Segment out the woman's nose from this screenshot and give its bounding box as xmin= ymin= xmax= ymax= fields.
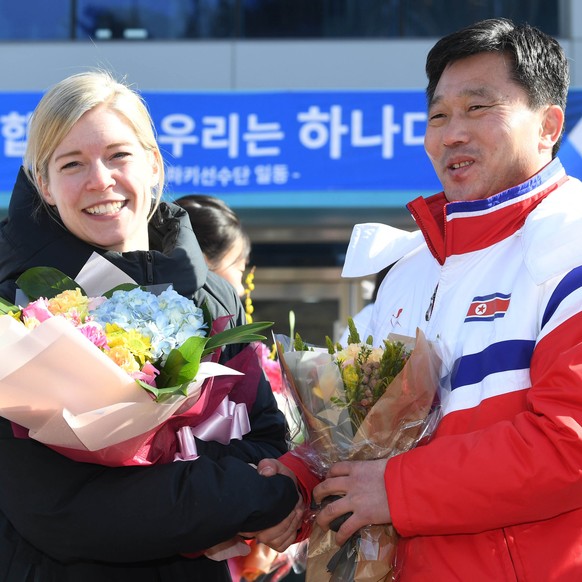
xmin=87 ymin=160 xmax=115 ymax=190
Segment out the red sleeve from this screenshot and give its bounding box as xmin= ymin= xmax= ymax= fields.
xmin=386 ymin=312 xmax=582 ymax=537
xmin=278 ymin=448 xmax=322 ymax=541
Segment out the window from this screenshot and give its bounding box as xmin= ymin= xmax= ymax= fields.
xmin=75 ymin=0 xmax=234 ymax=40
xmin=0 ymin=0 xmax=560 ymax=41
xmin=0 ymin=0 xmax=71 ymax=40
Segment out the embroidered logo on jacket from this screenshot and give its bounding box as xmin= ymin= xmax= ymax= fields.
xmin=465 ymin=293 xmax=511 ymax=322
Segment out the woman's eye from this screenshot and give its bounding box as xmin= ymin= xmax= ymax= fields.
xmin=61 ymin=161 xmax=80 ymax=170
xmin=112 ymin=151 xmax=131 ymax=160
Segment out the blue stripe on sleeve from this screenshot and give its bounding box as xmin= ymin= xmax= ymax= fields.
xmin=541 ymin=265 xmax=582 ymax=329
xmin=451 ymin=340 xmax=535 ymax=390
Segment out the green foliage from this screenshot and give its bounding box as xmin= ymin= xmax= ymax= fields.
xmin=346 ymin=317 xmax=361 ymax=345
xmin=102 ymin=283 xmax=140 ymax=298
xmin=0 ymin=296 xmax=19 ymax=315
xmin=293 ymin=332 xmax=311 ymax=352
xmin=16 ymin=266 xmax=83 ymax=301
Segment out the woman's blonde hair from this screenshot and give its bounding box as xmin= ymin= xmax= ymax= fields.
xmin=24 ymin=69 xmax=165 ymax=212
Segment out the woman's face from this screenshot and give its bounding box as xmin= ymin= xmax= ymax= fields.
xmin=211 ymin=236 xmax=248 ymax=296
xmin=40 ymin=105 xmax=160 ymax=252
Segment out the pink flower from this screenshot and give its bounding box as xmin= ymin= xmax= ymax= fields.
xmin=131 ymin=361 xmax=160 ymax=387
xmin=255 ymin=343 xmax=283 ymax=393
xmin=22 ymin=298 xmax=53 ymax=324
xmin=78 ymin=321 xmax=109 ymax=349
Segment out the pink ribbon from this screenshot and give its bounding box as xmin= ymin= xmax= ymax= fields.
xmin=174 ymin=396 xmax=251 ymax=461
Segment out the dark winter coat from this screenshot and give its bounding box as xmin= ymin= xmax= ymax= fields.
xmin=0 ymin=168 xmax=297 ymax=581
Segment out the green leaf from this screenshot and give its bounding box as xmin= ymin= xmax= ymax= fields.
xmin=202 ymin=321 xmax=273 ymax=356
xmin=16 ymin=267 xmax=83 ymax=301
xmin=0 ymin=296 xmax=19 ymax=315
xmin=102 ymin=283 xmax=140 ymax=298
xmin=157 ymin=335 xmax=207 ymax=389
xmin=200 ymin=300 xmax=214 ymax=330
xmin=136 ymin=379 xmax=191 ymax=403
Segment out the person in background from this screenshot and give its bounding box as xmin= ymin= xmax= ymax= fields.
xmin=174 ymin=194 xmax=250 ymax=297
xmin=175 ymin=193 xmax=306 ymax=582
xmin=255 ymin=17 xmax=582 ymax=581
xmin=0 ymin=69 xmax=303 ymax=581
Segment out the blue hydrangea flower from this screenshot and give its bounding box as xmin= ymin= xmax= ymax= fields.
xmin=90 ymin=286 xmax=207 ymax=363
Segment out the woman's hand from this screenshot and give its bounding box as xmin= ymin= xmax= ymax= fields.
xmin=239 ymin=459 xmax=305 ymax=552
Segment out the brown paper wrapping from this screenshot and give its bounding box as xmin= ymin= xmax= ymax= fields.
xmin=278 ymin=329 xmax=442 ymax=581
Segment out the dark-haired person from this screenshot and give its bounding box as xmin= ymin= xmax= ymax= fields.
xmin=175 ymin=195 xmax=250 ymax=297
xmin=256 ymin=18 xmax=582 ymax=581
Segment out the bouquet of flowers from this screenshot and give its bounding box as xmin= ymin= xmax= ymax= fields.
xmin=0 ymin=260 xmax=272 ymax=468
xmin=275 ymin=320 xmax=445 ymax=582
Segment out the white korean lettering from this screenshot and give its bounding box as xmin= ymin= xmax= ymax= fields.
xmin=243 ymin=114 xmax=284 ymax=157
xmin=403 ymin=112 xmax=427 ymax=146
xmin=202 ymin=114 xmax=239 ymax=158
xmin=1 ymin=111 xmax=31 ymax=157
xmin=158 ymin=114 xmax=199 ymax=158
xmin=297 ymin=105 xmax=349 ymax=159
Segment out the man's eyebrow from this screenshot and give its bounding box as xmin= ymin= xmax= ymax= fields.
xmin=429 ymin=86 xmax=496 ymax=108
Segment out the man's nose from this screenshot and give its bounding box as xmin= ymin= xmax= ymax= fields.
xmin=441 ymin=114 xmax=470 ymax=147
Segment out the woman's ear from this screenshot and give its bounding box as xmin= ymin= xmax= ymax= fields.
xmin=150 ymin=151 xmax=161 ymax=188
xmin=38 ymin=175 xmax=55 ymax=205
xmin=540 ymin=104 xmax=565 ymax=152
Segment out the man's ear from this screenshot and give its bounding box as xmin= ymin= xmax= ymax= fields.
xmin=540 ymin=104 xmax=565 ymax=151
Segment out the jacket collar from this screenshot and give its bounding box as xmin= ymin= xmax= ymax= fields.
xmin=407 ymin=158 xmax=568 ymax=265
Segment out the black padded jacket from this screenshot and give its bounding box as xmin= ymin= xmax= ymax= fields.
xmin=0 ymin=168 xmax=297 ymax=581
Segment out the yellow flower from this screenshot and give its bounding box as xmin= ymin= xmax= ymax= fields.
xmin=341 ymin=365 xmax=359 ymax=392
xmin=105 ymin=323 xmax=153 ymax=365
xmin=48 ymin=288 xmax=89 ymax=319
xmin=107 ymin=345 xmax=140 ymax=373
xmin=8 ymin=310 xmax=22 ymax=322
xmin=244 ymin=266 xmax=256 ymax=323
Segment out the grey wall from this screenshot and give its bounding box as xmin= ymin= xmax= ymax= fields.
xmin=0 ymin=36 xmax=575 ymax=93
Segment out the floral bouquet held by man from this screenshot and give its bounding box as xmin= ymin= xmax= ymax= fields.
xmin=275 ymin=321 xmax=445 ymax=582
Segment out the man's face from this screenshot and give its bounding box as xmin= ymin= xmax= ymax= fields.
xmin=424 ymin=51 xmax=557 ymax=202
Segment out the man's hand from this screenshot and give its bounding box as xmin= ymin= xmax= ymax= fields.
xmin=239 ymin=458 xmax=305 ymax=552
xmin=313 ymin=459 xmax=391 ymax=546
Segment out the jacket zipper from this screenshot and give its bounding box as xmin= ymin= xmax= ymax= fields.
xmin=425 ymin=284 xmax=438 ymax=321
xmin=145 ymin=251 xmax=154 ymax=284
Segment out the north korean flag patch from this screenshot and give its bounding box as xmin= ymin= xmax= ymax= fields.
xmin=465 ymin=293 xmax=511 ymax=322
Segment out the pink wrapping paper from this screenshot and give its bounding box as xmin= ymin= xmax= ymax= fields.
xmin=0 ymin=314 xmax=244 ymax=466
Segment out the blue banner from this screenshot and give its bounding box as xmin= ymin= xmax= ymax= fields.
xmin=1 ymin=89 xmax=582 ymax=210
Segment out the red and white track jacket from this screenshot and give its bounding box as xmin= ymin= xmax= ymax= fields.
xmin=355 ymin=158 xmax=582 ymax=581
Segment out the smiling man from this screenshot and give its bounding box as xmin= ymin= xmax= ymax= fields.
xmin=252 ymin=18 xmax=582 ymax=582
xmin=310 ymin=18 xmax=582 ymax=581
